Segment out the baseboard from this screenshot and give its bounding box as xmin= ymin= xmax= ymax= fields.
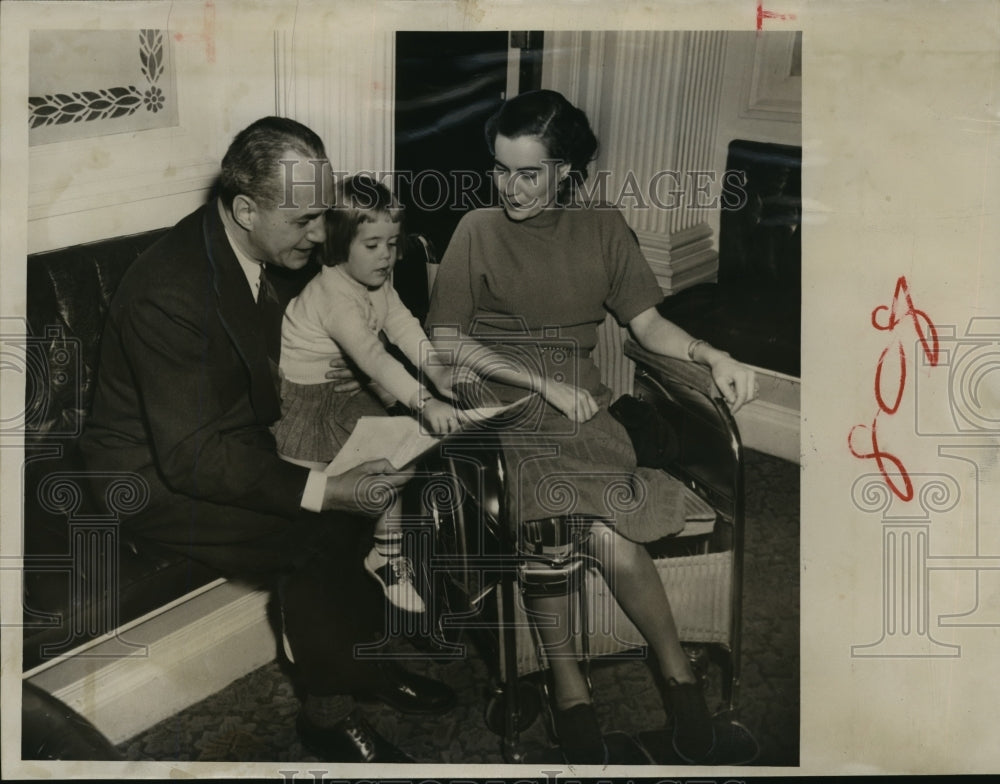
xmin=24 ymin=580 xmax=276 ymax=745
xmin=734 ymin=368 xmax=800 ymax=463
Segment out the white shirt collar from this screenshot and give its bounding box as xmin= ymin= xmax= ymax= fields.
xmin=219 ymin=201 xmax=264 ymax=301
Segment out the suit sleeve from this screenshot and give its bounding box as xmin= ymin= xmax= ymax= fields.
xmin=119 ymin=287 xmax=311 ymax=518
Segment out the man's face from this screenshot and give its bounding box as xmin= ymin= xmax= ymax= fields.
xmin=245 ymin=150 xmax=329 ymax=270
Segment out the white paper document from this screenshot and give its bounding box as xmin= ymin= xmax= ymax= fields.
xmin=324 ymin=396 xmax=533 ymax=475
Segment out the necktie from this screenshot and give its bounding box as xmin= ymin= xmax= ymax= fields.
xmin=257 ymin=265 xmax=283 ymax=381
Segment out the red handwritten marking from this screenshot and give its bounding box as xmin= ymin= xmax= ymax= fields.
xmin=172 ymin=3 xmax=215 ymax=62
xmin=848 ymin=276 xmax=940 ymax=502
xmin=203 ymin=0 xmax=216 ymax=64
xmin=870 ymin=275 xmax=939 ymax=365
xmin=757 ymin=2 xmax=798 ymax=30
xmin=849 ymin=421 xmax=914 ymax=502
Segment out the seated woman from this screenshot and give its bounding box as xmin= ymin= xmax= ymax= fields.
xmin=425 ymin=89 xmax=758 ymax=765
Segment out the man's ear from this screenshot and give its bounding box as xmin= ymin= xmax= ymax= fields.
xmin=231 ymin=194 xmax=257 ymax=232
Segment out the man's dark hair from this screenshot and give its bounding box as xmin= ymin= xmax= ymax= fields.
xmin=219 ymin=116 xmax=326 ymax=208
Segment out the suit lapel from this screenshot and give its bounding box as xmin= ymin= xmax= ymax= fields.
xmin=202 ymin=202 xmax=282 ymax=423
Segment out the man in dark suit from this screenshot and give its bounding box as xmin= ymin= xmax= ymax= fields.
xmin=80 ymin=116 xmax=453 ymax=763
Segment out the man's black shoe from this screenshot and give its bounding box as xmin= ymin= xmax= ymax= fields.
xmin=358 ymin=663 xmax=457 ymax=715
xmin=296 ymin=710 xmax=414 ymax=763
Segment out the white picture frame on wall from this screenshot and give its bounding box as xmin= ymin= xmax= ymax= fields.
xmin=741 ymin=30 xmax=803 ymax=122
xmin=23 ymin=1 xmax=283 ymax=254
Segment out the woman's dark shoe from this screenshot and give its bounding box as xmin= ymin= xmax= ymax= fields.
xmin=665 ymin=679 xmax=715 ymax=763
xmin=296 ymin=709 xmax=414 ymax=762
xmin=553 ymin=703 xmax=608 ymax=766
xmin=661 ymin=681 xmax=760 ymax=765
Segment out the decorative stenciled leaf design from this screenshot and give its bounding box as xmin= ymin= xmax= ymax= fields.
xmin=28 ymin=29 xmax=168 ymax=130
xmin=139 ymin=29 xmax=164 ymax=84
xmin=28 ymin=86 xmax=144 ymax=127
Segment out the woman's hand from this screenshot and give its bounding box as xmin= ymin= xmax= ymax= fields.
xmin=709 ymin=354 xmax=758 ymax=414
xmin=542 ymin=380 xmax=599 ymax=423
xmin=420 ymin=399 xmax=460 ymax=434
xmin=424 ymin=364 xmax=460 ymax=402
xmin=321 ymin=458 xmax=413 ymax=512
xmin=325 ymin=362 xmax=362 ymax=393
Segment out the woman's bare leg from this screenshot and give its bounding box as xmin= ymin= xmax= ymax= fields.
xmin=585 ymin=520 xmax=695 ymax=683
xmin=585 ymin=520 xmax=714 ymax=761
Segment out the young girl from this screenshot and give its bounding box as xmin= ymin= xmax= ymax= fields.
xmin=272 ymin=175 xmax=459 ymax=614
xmin=426 ymin=90 xmax=759 ymax=765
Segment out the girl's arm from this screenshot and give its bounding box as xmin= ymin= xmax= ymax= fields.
xmin=321 ymin=290 xmax=432 ymax=413
xmin=380 ymin=283 xmax=457 ymax=400
xmin=628 ymin=306 xmax=757 ymax=413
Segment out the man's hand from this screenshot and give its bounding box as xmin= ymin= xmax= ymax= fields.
xmin=321 ymin=458 xmax=413 ymax=513
xmin=325 ymin=362 xmax=362 ymax=393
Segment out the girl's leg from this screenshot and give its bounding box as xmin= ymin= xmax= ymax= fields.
xmin=364 ymin=494 xmax=425 ymax=613
xmin=370 ymin=496 xmax=402 ymax=564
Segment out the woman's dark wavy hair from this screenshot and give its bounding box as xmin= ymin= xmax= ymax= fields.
xmin=219 ymin=116 xmax=326 ymax=208
xmin=484 ymin=89 xmax=599 ymax=201
xmin=323 ymin=174 xmax=404 ymax=267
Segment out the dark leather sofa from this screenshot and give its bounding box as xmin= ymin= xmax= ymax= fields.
xmin=21 ymin=228 xmax=220 ymax=672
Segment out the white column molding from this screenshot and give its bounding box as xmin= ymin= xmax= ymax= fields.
xmin=273 ymin=30 xmax=295 ymax=120
xmin=275 ymin=17 xmax=394 ymax=176
xmin=542 ymin=30 xmax=608 ymax=130
xmin=544 ymin=31 xmax=727 ymax=295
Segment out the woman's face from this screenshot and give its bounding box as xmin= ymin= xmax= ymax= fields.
xmin=492 ymin=134 xmax=570 ymax=221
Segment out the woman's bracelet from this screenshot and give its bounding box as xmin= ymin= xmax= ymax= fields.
xmin=686 ymin=338 xmax=707 ymax=362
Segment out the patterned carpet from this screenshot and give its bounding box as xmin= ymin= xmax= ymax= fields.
xmin=118 ymin=449 xmax=799 ymax=767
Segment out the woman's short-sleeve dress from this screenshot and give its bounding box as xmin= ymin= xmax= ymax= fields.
xmin=425 ymin=206 xmax=687 ymax=542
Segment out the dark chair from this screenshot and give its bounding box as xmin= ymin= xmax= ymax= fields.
xmin=21 ymin=682 xmax=123 ymax=761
